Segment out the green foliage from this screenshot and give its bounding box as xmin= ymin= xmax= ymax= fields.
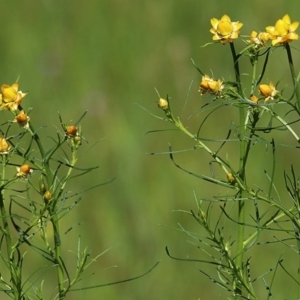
xmin=2 ymin=1 xmax=300 ymax=299
xmin=0 ymin=95 xmax=158 ymax=299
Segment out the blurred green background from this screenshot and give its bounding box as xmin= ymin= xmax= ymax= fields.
xmin=1 ymin=0 xmax=300 ymax=299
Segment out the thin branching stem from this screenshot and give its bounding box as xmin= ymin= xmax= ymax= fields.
xmin=230 ymin=41 xmax=246 ymax=299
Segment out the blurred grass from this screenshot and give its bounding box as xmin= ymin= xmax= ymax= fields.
xmin=1 ymin=0 xmax=300 ymax=299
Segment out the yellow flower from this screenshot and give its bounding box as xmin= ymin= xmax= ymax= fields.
xmin=199 ymin=74 xmax=224 ymax=95
xmin=249 ymin=31 xmax=270 ymax=46
xmin=266 ymin=14 xmax=299 ymax=45
xmin=16 ymin=164 xmax=33 ymax=178
xmin=0 ymin=82 xmax=27 ymax=111
xmin=210 ymin=15 xmax=243 ymax=44
xmin=259 ymin=82 xmax=278 ymax=102
xmin=0 ymin=137 xmax=11 ymax=154
xmin=13 ymin=110 xmax=30 ymax=128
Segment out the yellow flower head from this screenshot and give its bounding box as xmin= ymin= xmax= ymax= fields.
xmin=259 ymin=82 xmax=278 ymax=102
xmin=0 ymin=82 xmax=27 ymax=111
xmin=266 ymin=14 xmax=299 ymax=45
xmin=13 ymin=110 xmax=30 ymax=128
xmin=249 ymin=31 xmax=271 ymax=47
xmin=16 ymin=164 xmax=33 ymax=178
xmin=210 ymin=15 xmax=243 ymax=44
xmin=199 ymin=74 xmax=224 ymax=96
xmin=65 ymin=125 xmax=78 ymax=138
xmin=0 ymin=137 xmax=11 ymax=154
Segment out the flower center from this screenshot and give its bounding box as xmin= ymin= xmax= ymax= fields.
xmin=217 ymin=20 xmax=233 ymax=36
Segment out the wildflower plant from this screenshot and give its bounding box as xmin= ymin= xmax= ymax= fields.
xmin=151 ymin=14 xmax=300 ymax=299
xmin=0 ymin=81 xmax=158 ymax=299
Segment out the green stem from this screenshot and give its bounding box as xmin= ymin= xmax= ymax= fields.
xmin=52 ymin=216 xmax=66 ymax=299
xmin=50 ymin=145 xmax=78 ymax=299
xmin=167 ymin=113 xmax=235 ymax=178
xmin=0 ymin=156 xmax=21 ymax=299
xmin=28 ymin=123 xmax=53 ymax=188
xmin=285 ymin=43 xmax=300 ymax=109
xmin=260 ymin=105 xmax=300 ymax=142
xmin=298 ymin=251 xmax=300 ymax=299
xmin=230 ymin=42 xmax=246 ymax=299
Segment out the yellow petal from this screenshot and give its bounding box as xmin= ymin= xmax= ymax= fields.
xmin=290 ymin=21 xmax=299 ymax=32
xmin=210 ymin=18 xmax=219 ymax=28
xmin=275 ymin=19 xmax=288 ymax=36
xmin=220 ymin=15 xmax=231 ymax=22
xmin=231 ymin=32 xmax=239 ymax=39
xmin=266 ymin=26 xmax=275 ymax=34
xmin=250 ymin=31 xmax=258 ymax=37
xmin=234 ymin=22 xmax=243 ymax=31
xmin=212 ymin=35 xmax=221 ymax=41
xmin=11 ymin=82 xmax=19 ymax=91
xmin=282 ymin=14 xmax=291 ymax=25
xmin=288 ymin=32 xmax=299 ymax=40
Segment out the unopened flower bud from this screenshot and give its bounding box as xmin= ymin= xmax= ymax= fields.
xmin=0 ymin=137 xmax=11 ymax=154
xmin=14 ymin=111 xmax=30 ymax=128
xmin=157 ymin=98 xmax=169 ymax=110
xmin=43 ymin=190 xmax=52 ymax=203
xmin=16 ymin=164 xmax=33 ymax=178
xmin=250 ymin=95 xmax=258 ymax=103
xmin=198 ymin=210 xmax=206 ymax=221
xmin=227 ymin=172 xmax=235 ymax=183
xmin=66 ymin=125 xmax=78 ymax=138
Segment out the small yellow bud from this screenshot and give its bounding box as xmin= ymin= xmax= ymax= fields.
xmin=0 ymin=137 xmax=11 ymax=154
xmin=14 ymin=110 xmax=30 ymax=128
xmin=227 ymin=173 xmax=235 ymax=183
xmin=16 ymin=164 xmax=33 ymax=178
xmin=198 ymin=210 xmax=206 ymax=221
xmin=157 ymin=98 xmax=169 ymax=110
xmin=74 ymin=136 xmax=81 ymax=144
xmin=43 ymin=190 xmax=52 ymax=203
xmin=250 ymin=95 xmax=258 ymax=103
xmin=40 ymin=183 xmax=46 ymax=193
xmin=66 ymin=125 xmax=78 ymax=138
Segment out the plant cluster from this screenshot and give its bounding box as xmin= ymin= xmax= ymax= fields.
xmin=155 ymin=14 xmax=300 ymax=299
xmin=0 ymin=82 xmax=158 ymax=299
